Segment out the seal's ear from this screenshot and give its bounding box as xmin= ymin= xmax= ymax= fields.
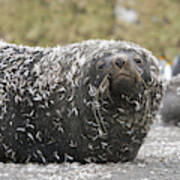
xmin=141 ymin=52 xmax=160 ymax=85
xmin=149 ymin=55 xmax=160 ymax=77
xmin=138 ymin=53 xmax=152 ymax=84
xmin=146 ymin=53 xmax=164 ymax=117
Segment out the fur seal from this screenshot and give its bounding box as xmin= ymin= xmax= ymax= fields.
xmin=160 ymin=74 xmax=180 ymax=126
xmin=0 ymin=40 xmax=163 ymax=163
xmin=172 ymin=54 xmax=180 ymax=76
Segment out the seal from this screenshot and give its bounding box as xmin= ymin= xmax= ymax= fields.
xmin=160 ymin=74 xmax=180 ymax=126
xmin=172 ymin=54 xmax=180 ymax=76
xmin=0 ymin=40 xmax=163 ymax=163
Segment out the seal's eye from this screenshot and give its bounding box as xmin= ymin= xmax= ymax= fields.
xmin=134 ymin=58 xmax=142 ymax=64
xmin=98 ymin=63 xmax=106 ymax=70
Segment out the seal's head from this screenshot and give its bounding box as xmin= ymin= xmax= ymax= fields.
xmin=93 ymin=50 xmax=152 ymax=102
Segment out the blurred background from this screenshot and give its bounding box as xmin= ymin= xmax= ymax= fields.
xmin=0 ymin=0 xmax=180 ymax=60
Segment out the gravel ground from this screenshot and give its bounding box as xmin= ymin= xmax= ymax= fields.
xmin=0 ymin=119 xmax=179 ymax=180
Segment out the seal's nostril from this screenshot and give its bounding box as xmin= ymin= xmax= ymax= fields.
xmin=115 ymin=58 xmax=126 ymax=69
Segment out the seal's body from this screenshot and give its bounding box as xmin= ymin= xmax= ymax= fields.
xmin=160 ymin=74 xmax=180 ymax=126
xmin=0 ymin=40 xmax=163 ymax=163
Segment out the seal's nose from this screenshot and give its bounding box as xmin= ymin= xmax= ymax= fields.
xmin=114 ymin=57 xmax=127 ymax=69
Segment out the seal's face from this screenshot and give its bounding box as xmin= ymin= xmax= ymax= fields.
xmin=95 ymin=50 xmax=151 ymax=100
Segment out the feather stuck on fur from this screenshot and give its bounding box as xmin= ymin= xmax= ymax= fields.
xmin=0 ymin=40 xmax=163 ymax=163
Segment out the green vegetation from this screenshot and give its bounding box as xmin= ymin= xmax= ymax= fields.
xmin=0 ymin=0 xmax=115 ymax=46
xmin=114 ymin=0 xmax=180 ymax=60
xmin=0 ymin=0 xmax=180 ymax=60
